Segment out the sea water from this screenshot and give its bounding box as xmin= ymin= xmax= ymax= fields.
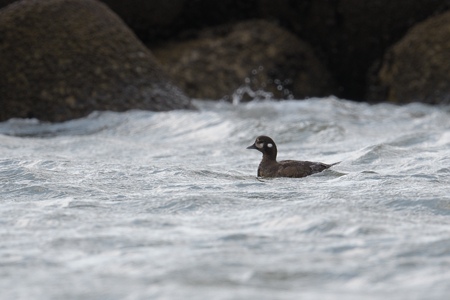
xmin=1 ymin=97 xmax=449 ymax=299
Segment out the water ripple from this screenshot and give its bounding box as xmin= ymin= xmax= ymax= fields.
xmin=0 ymin=98 xmax=449 ymax=299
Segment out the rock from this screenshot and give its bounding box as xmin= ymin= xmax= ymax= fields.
xmin=0 ymin=0 xmax=192 ymax=123
xmin=152 ymin=20 xmax=337 ymax=101
xmin=5 ymin=0 xmax=446 ymax=104
xmin=367 ymin=12 xmax=450 ymax=104
xmin=258 ymin=0 xmax=449 ymax=100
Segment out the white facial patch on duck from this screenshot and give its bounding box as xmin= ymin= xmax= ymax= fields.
xmin=267 ymin=143 xmax=273 ymax=148
xmin=256 ymin=141 xmax=264 ymax=149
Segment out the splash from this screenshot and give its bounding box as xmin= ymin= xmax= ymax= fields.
xmin=225 ymin=66 xmax=294 ymax=105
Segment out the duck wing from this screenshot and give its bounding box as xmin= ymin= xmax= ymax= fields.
xmin=278 ymin=160 xmax=333 ymax=178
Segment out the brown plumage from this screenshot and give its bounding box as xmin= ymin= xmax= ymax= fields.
xmin=247 ymin=135 xmax=337 ymax=178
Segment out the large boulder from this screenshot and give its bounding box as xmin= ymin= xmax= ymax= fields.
xmin=367 ymin=12 xmax=450 ymax=104
xmin=0 ymin=0 xmax=192 ymax=122
xmin=152 ymin=20 xmax=337 ymax=100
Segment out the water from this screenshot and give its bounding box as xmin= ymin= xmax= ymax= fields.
xmin=1 ymin=97 xmax=449 ymax=300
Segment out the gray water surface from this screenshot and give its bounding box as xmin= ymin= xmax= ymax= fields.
xmin=1 ymin=98 xmax=450 ymax=299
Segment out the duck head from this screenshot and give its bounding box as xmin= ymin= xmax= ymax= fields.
xmin=247 ymin=135 xmax=278 ymax=160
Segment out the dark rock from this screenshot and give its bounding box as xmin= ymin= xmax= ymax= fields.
xmin=4 ymin=0 xmax=447 ymax=103
xmin=258 ymin=0 xmax=449 ymax=100
xmin=0 ymin=0 xmax=192 ymax=123
xmin=152 ymin=20 xmax=337 ymax=101
xmin=367 ymin=12 xmax=450 ymax=104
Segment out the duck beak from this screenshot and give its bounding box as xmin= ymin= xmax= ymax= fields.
xmin=246 ymin=143 xmax=257 ymax=150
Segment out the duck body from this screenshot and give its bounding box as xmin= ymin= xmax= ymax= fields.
xmin=247 ymin=135 xmax=335 ymax=178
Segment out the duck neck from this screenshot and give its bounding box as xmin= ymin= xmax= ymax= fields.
xmin=262 ymin=147 xmax=277 ymax=162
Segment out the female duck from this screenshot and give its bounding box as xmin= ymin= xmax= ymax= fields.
xmin=247 ymin=135 xmax=336 ymax=178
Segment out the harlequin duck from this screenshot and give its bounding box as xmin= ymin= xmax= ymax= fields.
xmin=247 ymin=135 xmax=337 ymax=178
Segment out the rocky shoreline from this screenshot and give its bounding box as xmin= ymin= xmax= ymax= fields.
xmin=0 ymin=0 xmax=449 ymax=121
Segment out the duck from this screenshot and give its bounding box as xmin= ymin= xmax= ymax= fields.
xmin=246 ymin=135 xmax=337 ymax=178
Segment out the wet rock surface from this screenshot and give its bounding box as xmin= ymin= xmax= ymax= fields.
xmin=367 ymin=11 xmax=450 ymax=104
xmin=1 ymin=0 xmax=449 ymax=109
xmin=0 ymin=0 xmax=192 ymax=122
xmin=152 ymin=20 xmax=337 ymax=100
